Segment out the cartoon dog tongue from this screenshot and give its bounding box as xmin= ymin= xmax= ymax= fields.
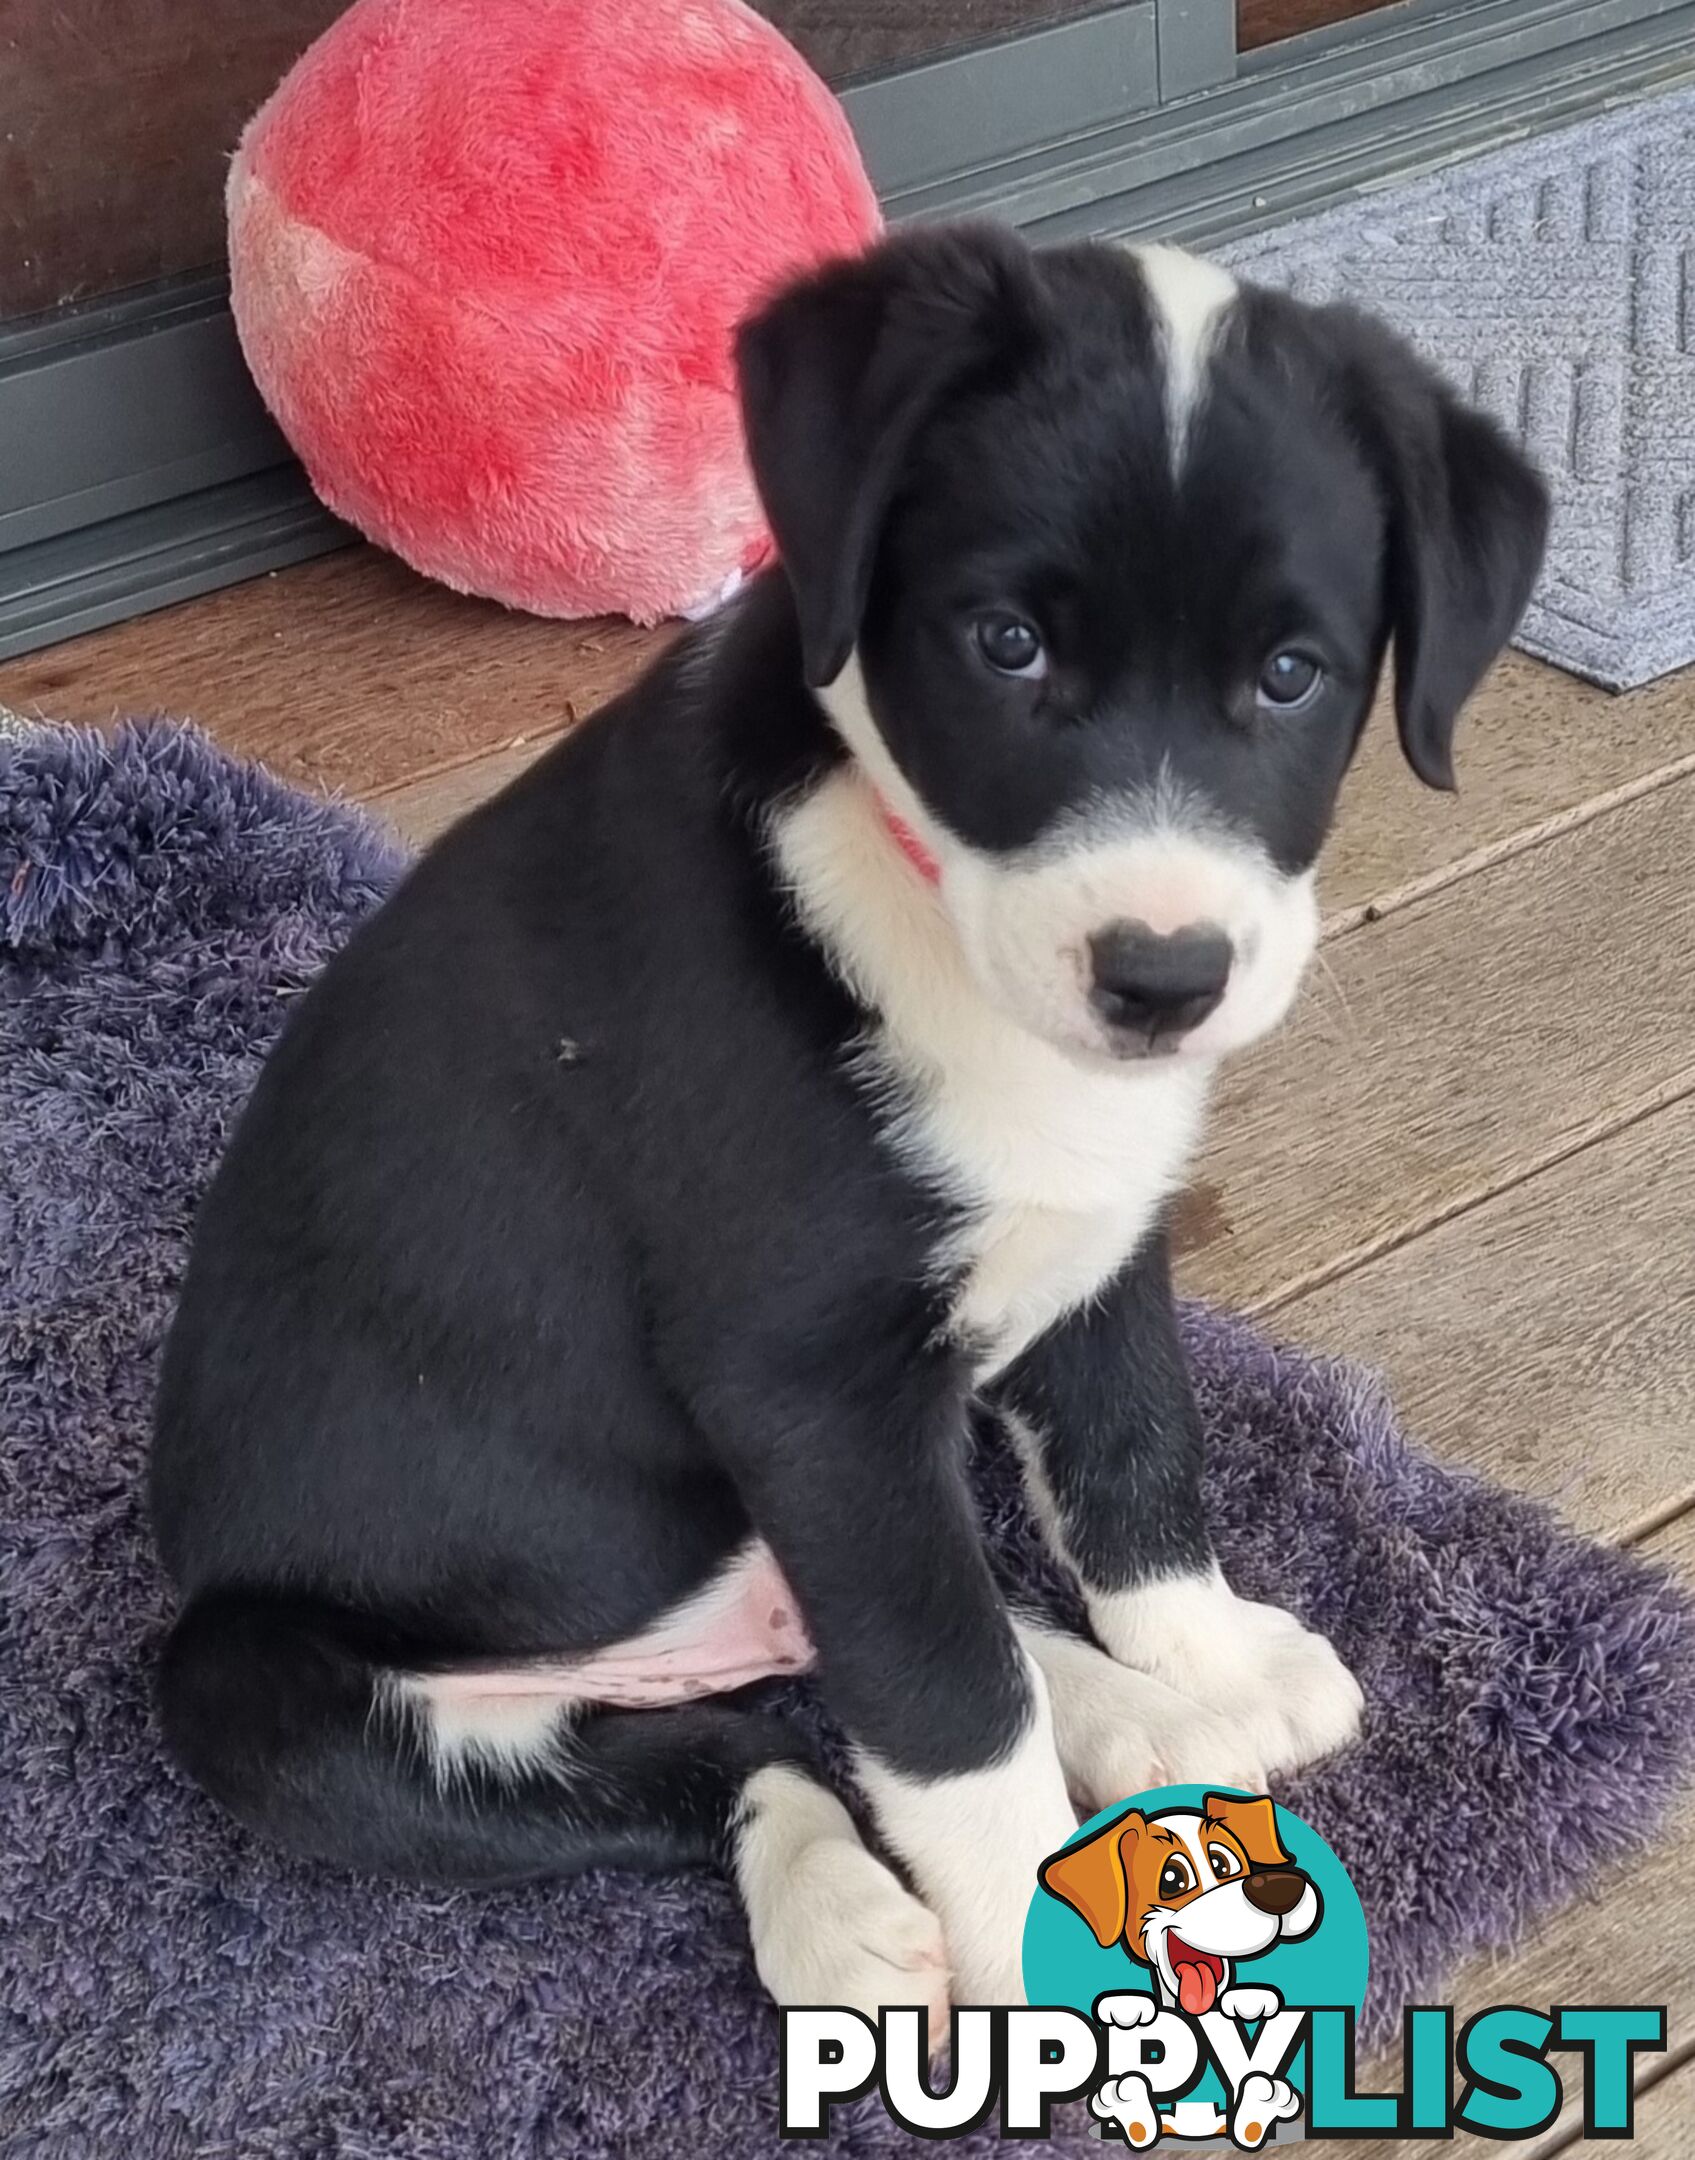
xmin=1172 ymin=1945 xmax=1220 ymax=2015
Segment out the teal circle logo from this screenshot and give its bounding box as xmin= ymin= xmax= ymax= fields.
xmin=1023 ymin=1787 xmax=1367 ymax=2145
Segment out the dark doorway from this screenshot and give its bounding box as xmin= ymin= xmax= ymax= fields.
xmin=751 ymin=1 xmax=1111 ymax=82
xmin=3 ymin=0 xmax=346 ymax=325
xmin=1238 ymin=0 xmax=1407 ymax=54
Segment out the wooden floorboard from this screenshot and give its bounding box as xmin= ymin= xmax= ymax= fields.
xmin=374 ymin=739 xmax=554 ymax=849
xmin=1177 ymin=776 xmax=1695 ymax=1316
xmin=1321 ymin=670 xmax=1695 ymax=938
xmin=1557 ymin=2051 xmax=1694 ymax=2153
xmin=1269 ymin=1097 xmax=1695 ymax=1541
xmin=0 ymin=549 xmax=666 ymax=801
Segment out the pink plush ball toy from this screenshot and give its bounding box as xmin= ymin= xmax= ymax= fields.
xmin=227 ymin=0 xmax=881 ymax=623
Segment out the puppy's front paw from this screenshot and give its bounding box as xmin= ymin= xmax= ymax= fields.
xmin=1091 ymin=2072 xmax=1162 ymax=2148
xmin=856 ymin=1661 xmax=1075 ymax=2015
xmin=1230 ymin=2071 xmax=1301 ymax=2149
xmin=1019 ymin=1623 xmax=1264 ymax=1806
xmin=1091 ymin=1570 xmax=1362 ymax=1780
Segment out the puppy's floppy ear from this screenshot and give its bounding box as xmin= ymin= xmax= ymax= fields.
xmin=1331 ymin=307 xmax=1549 ymax=792
xmin=1203 ymin=1793 xmax=1291 ymax=1873
xmin=1039 ymin=1808 xmax=1144 ymax=1949
xmin=735 ymin=224 xmax=1040 ymax=688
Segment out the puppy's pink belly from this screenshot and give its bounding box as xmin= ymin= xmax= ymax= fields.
xmin=422 ymin=1544 xmax=817 ymax=1710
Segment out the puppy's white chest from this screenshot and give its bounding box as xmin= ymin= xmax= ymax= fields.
xmin=921 ymin=1062 xmax=1204 ymax=1379
xmin=847 ymin=832 xmax=1207 ymax=1376
xmin=953 ymin=1200 xmax=1153 ymax=1379
xmin=774 ymin=766 xmax=1209 ymax=1373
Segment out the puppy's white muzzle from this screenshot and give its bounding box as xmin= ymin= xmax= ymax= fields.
xmin=945 ymin=822 xmax=1318 ymax=1068
xmin=813 ymin=660 xmax=1318 ymax=1069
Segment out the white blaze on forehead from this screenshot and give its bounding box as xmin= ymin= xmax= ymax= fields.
xmin=1126 ymin=243 xmax=1238 ymax=468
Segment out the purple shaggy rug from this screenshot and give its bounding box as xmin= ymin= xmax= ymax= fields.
xmin=4 ymin=721 xmax=1695 ymax=2158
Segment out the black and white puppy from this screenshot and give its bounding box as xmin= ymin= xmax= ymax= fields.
xmin=151 ymin=225 xmax=1547 ymax=2027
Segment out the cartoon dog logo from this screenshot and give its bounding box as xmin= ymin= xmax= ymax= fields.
xmin=1039 ymin=1793 xmax=1320 ymax=2149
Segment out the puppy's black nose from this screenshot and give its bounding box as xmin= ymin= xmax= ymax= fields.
xmin=1243 ymin=1868 xmax=1308 ymax=1916
xmin=1088 ymin=922 xmax=1232 ymax=1040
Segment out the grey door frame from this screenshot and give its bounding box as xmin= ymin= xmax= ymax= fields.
xmin=899 ymin=0 xmax=1695 ymax=242
xmin=4 ymin=0 xmax=1694 ymax=661
xmin=837 ymin=0 xmax=1230 ymax=196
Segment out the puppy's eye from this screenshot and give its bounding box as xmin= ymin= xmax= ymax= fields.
xmin=1158 ymin=1857 xmax=1194 ymax=1899
xmin=974 ymin=613 xmax=1047 ymax=679
xmin=1257 ymin=650 xmax=1324 ymax=710
xmin=1208 ymin=1844 xmax=1242 ymax=1880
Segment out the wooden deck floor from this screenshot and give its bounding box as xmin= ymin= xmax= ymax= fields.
xmin=5 ymin=548 xmax=1692 ymax=2148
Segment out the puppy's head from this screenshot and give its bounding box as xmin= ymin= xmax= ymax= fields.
xmin=738 ymin=226 xmax=1548 ymax=1067
xmin=1040 ymin=1794 xmax=1321 ymax=2014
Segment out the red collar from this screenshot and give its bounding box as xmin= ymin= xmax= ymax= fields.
xmin=873 ymin=790 xmax=942 ymax=886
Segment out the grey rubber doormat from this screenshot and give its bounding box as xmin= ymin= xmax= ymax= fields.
xmin=1221 ymin=88 xmax=1695 ymax=691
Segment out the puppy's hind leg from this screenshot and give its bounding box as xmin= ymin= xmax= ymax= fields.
xmin=733 ymin=1765 xmax=950 ymax=2048
xmin=159 ymin=1591 xmax=947 ymax=2031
